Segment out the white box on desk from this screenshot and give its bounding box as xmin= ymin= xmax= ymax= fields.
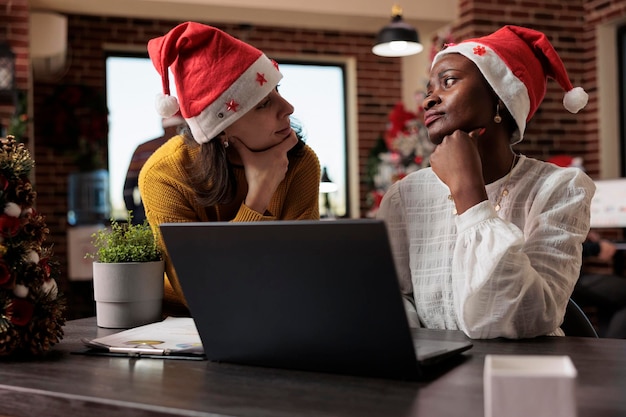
xmin=484 ymin=354 xmax=577 ymax=417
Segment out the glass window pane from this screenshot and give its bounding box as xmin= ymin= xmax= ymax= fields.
xmin=106 ymin=56 xmax=348 ymax=219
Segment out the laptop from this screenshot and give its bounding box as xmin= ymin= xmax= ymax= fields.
xmin=160 ymin=219 xmax=472 ymax=380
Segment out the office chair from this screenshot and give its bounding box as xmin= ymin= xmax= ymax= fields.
xmin=561 ymin=298 xmax=599 ymax=338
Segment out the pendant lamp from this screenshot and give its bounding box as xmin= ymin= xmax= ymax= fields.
xmin=372 ymin=4 xmax=423 ymax=57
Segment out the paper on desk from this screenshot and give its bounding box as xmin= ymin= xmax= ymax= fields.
xmin=83 ymin=317 xmax=204 ymax=356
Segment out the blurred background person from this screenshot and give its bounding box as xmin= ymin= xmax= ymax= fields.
xmin=573 ymin=230 xmax=626 ymax=338
xmin=124 ymin=115 xmax=185 ymax=224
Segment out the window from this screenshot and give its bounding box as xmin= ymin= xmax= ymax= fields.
xmin=106 ymin=54 xmax=166 ymax=220
xmin=274 ymin=61 xmax=348 ymax=217
xmin=106 ymin=54 xmax=350 ymax=219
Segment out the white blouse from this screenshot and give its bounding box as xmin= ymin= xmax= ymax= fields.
xmin=377 ymin=155 xmax=596 ymax=339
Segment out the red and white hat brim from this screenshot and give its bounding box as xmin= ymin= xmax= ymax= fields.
xmin=185 ymin=54 xmax=282 ymax=144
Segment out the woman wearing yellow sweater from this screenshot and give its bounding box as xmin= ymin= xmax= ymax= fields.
xmin=140 ymin=22 xmax=321 ymax=315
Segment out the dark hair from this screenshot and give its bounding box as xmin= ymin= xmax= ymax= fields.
xmin=184 ymin=116 xmax=307 ymax=207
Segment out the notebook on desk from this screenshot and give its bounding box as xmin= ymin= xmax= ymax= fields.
xmin=160 ymin=219 xmax=472 ymax=381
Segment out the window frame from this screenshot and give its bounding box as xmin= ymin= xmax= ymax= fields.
xmin=104 ymin=51 xmax=358 ymax=219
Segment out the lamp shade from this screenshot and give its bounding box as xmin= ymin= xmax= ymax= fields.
xmin=372 ymin=6 xmax=423 ymax=57
xmin=320 ymin=166 xmax=338 ymax=194
xmin=29 ymin=12 xmax=68 ymax=79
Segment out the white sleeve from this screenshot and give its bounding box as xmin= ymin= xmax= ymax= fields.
xmin=452 ymin=170 xmax=594 ymax=339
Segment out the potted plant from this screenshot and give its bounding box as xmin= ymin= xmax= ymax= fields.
xmin=86 ymin=212 xmax=164 ymax=328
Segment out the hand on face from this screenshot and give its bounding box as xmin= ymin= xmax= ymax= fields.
xmin=224 ymin=88 xmax=298 ymax=214
xmin=430 ymin=127 xmax=484 ymax=189
xmin=229 ymin=130 xmax=298 ymax=214
xmin=430 ymin=127 xmax=487 ymax=215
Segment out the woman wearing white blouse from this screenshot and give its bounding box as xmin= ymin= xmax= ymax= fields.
xmin=377 ymin=25 xmax=595 ymax=339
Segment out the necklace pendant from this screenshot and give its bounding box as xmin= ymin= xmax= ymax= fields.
xmin=494 ymin=203 xmax=501 ymax=212
xmin=448 ymin=194 xmax=457 ymax=214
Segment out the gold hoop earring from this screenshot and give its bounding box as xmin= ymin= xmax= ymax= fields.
xmin=494 ymin=103 xmax=502 ymax=124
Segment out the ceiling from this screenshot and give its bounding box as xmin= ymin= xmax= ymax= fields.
xmin=29 ymin=0 xmax=458 ymax=35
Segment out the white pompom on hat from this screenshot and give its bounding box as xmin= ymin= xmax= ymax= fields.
xmin=147 ymin=22 xmax=282 ymax=144
xmin=433 ymin=25 xmax=588 ymax=145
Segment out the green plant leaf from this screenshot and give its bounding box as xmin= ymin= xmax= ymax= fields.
xmin=85 ymin=211 xmax=162 ymax=263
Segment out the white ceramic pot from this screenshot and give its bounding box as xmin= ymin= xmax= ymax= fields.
xmin=93 ymin=260 xmax=164 ymax=328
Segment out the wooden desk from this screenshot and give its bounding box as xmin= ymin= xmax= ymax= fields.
xmin=1 ymin=317 xmax=625 ymax=417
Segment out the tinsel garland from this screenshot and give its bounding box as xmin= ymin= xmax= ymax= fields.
xmin=0 ymin=136 xmax=66 ymax=357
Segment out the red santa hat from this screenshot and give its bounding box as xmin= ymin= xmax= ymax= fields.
xmin=147 ymin=22 xmax=282 ymax=144
xmin=432 ymin=25 xmax=588 ymax=144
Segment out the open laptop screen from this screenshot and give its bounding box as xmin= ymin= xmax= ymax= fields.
xmin=159 ymin=219 xmax=472 ymax=380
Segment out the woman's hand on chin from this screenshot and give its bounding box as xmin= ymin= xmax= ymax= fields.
xmin=229 ymin=134 xmax=297 ymax=213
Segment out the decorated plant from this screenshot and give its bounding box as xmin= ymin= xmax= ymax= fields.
xmin=0 ymin=136 xmax=66 ymax=357
xmin=86 ymin=212 xmax=162 ymax=263
xmin=365 ymin=99 xmax=434 ymax=218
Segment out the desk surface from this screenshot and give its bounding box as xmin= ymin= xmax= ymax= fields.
xmin=1 ymin=317 xmax=625 ymax=417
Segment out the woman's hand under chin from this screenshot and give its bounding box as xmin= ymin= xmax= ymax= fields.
xmin=229 ymin=132 xmax=298 ymax=214
xmin=429 ymin=127 xmax=487 ymax=215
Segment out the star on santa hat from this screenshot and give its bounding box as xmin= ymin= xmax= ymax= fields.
xmin=226 ymin=99 xmax=240 ymax=112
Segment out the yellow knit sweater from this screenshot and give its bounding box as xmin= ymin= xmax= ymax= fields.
xmin=139 ymin=135 xmax=321 ymax=315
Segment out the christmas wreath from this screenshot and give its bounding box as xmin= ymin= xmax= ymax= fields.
xmin=0 ymin=136 xmax=66 ymax=357
xmin=40 ymin=84 xmax=108 ymax=172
